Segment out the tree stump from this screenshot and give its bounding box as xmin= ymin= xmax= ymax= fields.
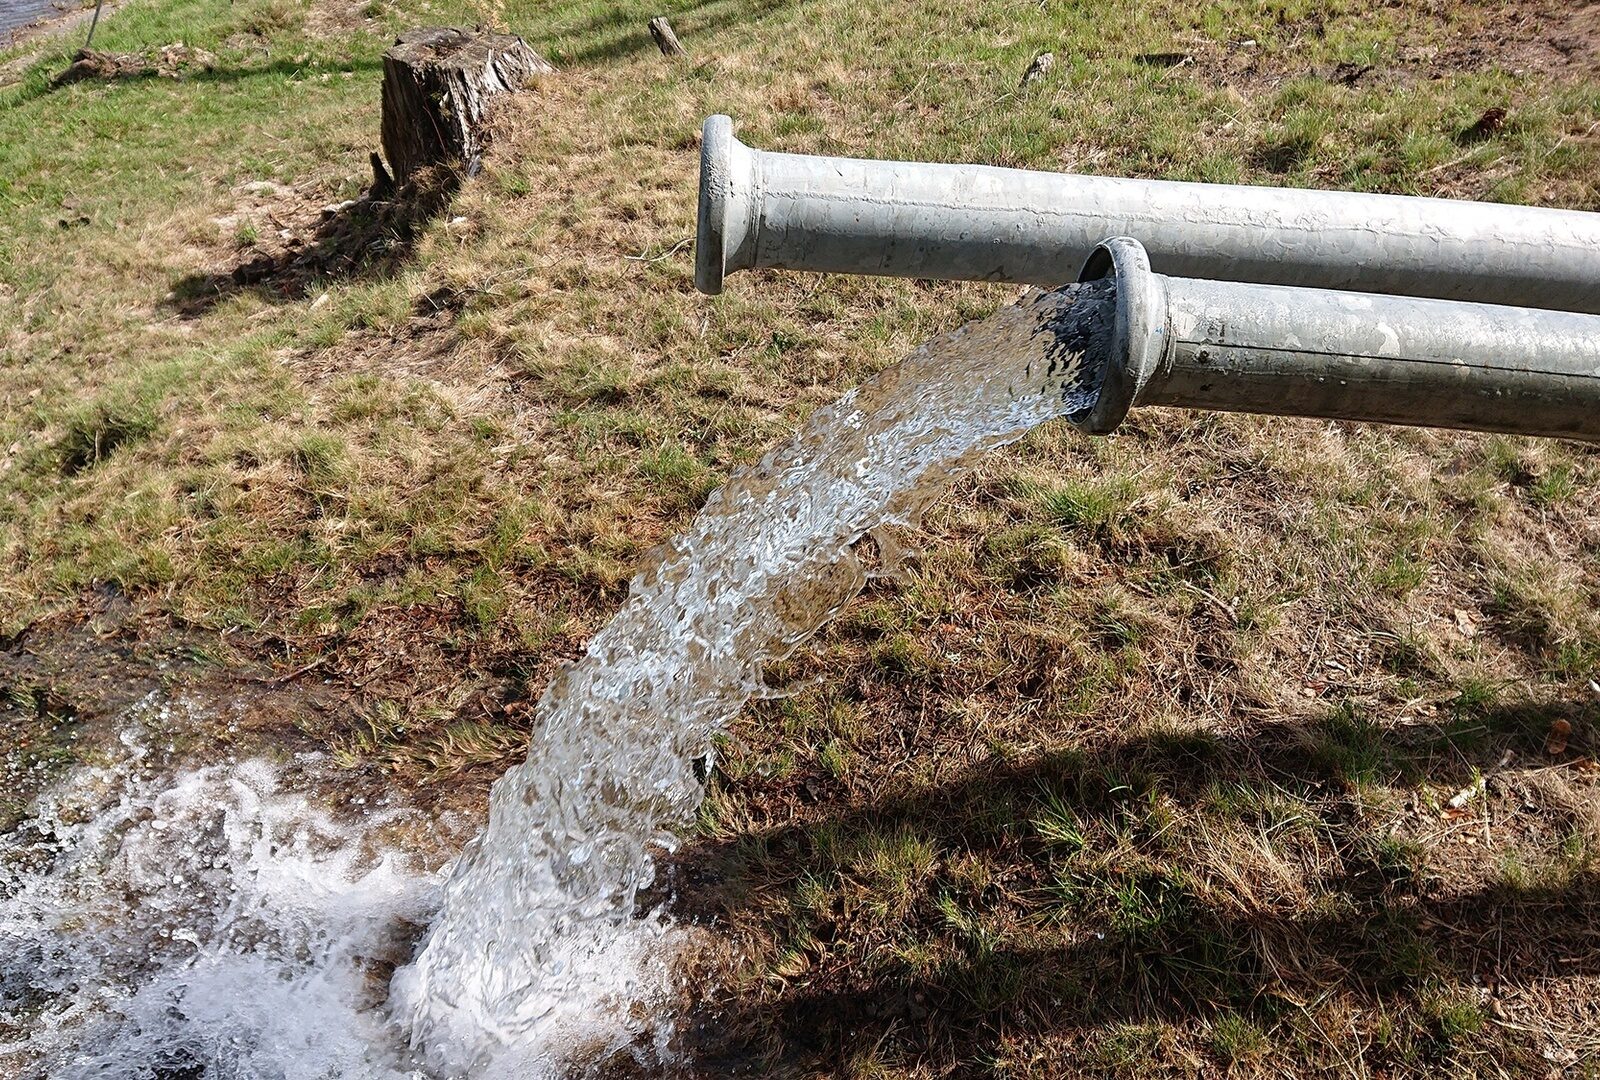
xmin=648 ymin=16 xmax=686 ymax=57
xmin=1018 ymin=51 xmax=1054 ymax=89
xmin=379 ymin=27 xmax=553 ymax=183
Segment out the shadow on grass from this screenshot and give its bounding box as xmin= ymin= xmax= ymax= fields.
xmin=529 ymin=0 xmax=795 ymax=66
xmin=10 ymin=52 xmax=382 ymax=106
xmin=692 ymin=875 xmax=1600 ymax=1074
xmin=673 ymin=695 xmax=1600 ymax=1073
xmin=164 ymin=164 xmax=458 ymax=318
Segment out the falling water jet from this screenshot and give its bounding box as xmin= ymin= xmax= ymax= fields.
xmin=392 ymin=279 xmax=1118 ymax=1073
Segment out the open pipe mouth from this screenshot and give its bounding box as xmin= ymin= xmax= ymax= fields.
xmin=1066 ymin=237 xmax=1600 ymax=443
xmin=1070 ymin=238 xmax=1168 ymax=436
xmin=695 ymin=115 xmax=749 ymax=296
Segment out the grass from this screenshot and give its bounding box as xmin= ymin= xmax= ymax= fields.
xmin=1 ymin=0 xmax=1598 ymax=1075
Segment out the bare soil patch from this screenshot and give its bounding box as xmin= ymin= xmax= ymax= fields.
xmin=0 ymin=588 xmax=526 ymax=833
xmin=0 ymin=592 xmax=344 ymax=822
xmin=1438 ymin=0 xmax=1600 ymax=78
xmin=1144 ymin=0 xmax=1600 ymax=95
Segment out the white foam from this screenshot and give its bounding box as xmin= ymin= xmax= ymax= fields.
xmin=0 ymin=694 xmax=439 ymax=1080
xmin=0 ymin=690 xmax=699 ymax=1080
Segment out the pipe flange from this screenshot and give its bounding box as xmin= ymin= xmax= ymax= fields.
xmin=1074 ymin=237 xmax=1168 ymax=435
xmin=696 ymin=115 xmax=756 ymax=296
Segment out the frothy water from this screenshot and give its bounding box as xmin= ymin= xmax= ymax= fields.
xmin=0 ymin=693 xmax=448 ymax=1080
xmin=395 ymin=281 xmax=1115 ymax=1072
xmin=0 ymin=282 xmax=1113 ymax=1078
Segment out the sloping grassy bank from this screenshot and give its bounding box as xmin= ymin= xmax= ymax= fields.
xmin=2 ymin=0 xmax=1598 ymax=1074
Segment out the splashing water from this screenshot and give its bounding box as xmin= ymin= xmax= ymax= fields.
xmin=395 ymin=280 xmax=1117 ymax=1072
xmin=1 ymin=693 xmax=448 ymax=1080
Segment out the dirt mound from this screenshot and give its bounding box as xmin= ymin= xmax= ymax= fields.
xmin=49 ymin=42 xmax=216 ymax=87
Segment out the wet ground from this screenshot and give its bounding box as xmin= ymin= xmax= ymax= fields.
xmin=1 ymin=0 xmax=83 ymax=40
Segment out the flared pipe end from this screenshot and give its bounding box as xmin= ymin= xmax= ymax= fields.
xmin=1073 ymin=237 xmax=1169 ymax=435
xmin=696 ymin=115 xmax=756 ymax=295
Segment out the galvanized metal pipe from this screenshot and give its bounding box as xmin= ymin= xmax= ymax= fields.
xmin=1071 ymin=238 xmax=1600 ymax=442
xmin=695 ymin=115 xmax=1600 ymax=314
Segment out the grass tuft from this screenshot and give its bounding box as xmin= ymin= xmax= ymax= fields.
xmin=56 ymin=400 xmax=159 ymax=475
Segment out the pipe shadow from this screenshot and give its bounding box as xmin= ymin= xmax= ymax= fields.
xmin=669 ymin=695 xmax=1600 ymax=1073
xmin=691 ymin=876 xmax=1600 ymax=1074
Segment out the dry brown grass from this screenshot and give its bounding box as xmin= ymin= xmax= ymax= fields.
xmin=676 ymin=410 xmax=1599 ymax=1075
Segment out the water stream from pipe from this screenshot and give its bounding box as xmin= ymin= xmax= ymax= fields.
xmin=0 ymin=281 xmax=1113 ymax=1078
xmin=394 ymin=279 xmax=1116 ymax=1074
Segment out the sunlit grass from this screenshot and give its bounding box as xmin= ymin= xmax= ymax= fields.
xmin=0 ymin=0 xmax=1596 ymax=1074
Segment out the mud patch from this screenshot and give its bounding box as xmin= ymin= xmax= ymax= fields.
xmin=0 ymin=600 xmax=346 ymax=821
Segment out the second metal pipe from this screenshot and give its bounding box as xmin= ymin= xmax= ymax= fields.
xmin=696 ymin=115 xmax=1600 ymax=314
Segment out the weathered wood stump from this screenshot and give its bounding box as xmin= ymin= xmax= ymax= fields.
xmin=1018 ymin=51 xmax=1054 ymax=89
xmin=379 ymin=27 xmax=553 ymax=182
xmin=648 ymin=16 xmax=686 ymax=57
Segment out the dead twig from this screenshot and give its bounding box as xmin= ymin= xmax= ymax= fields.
xmin=624 ymin=236 xmax=692 ymax=263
